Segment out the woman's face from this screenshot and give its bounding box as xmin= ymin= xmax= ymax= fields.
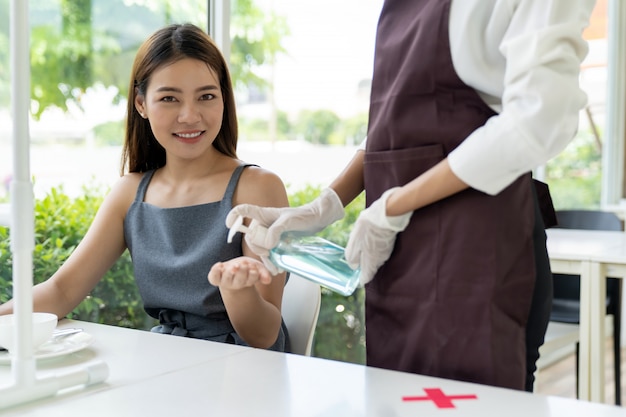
xmin=135 ymin=58 xmax=224 ymax=161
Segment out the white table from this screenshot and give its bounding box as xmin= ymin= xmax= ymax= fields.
xmin=546 ymin=228 xmax=626 ymax=403
xmin=585 ymin=241 xmax=626 ymax=403
xmin=0 ymin=320 xmax=249 ymax=410
xmin=1 ymin=319 xmax=625 ymax=416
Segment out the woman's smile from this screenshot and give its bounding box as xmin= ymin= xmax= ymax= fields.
xmin=174 ymin=130 xmax=205 ymax=144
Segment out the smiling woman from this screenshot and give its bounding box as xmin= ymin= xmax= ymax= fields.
xmin=123 ymin=23 xmax=237 ymax=174
xmin=133 ymin=59 xmax=225 ymax=168
xmin=0 ymin=23 xmax=293 ymax=353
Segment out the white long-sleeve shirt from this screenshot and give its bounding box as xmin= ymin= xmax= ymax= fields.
xmin=363 ymin=0 xmax=596 ymax=196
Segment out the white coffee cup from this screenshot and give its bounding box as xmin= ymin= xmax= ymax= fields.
xmin=0 ymin=312 xmax=58 ymax=353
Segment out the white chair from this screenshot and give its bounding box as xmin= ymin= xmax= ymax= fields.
xmin=534 ymin=322 xmax=580 ymax=392
xmin=282 ymin=274 xmax=321 ymax=356
xmin=536 ymin=316 xmax=615 ymax=394
xmin=537 ymin=322 xmax=580 ymax=368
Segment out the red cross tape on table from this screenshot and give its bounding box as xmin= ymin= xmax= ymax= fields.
xmin=402 ymin=388 xmax=478 ymax=409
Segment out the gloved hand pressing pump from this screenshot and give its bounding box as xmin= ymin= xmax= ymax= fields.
xmin=345 ymin=187 xmax=413 ymax=286
xmin=226 ymin=188 xmax=345 ymax=274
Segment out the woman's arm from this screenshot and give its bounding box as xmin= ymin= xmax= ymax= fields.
xmin=329 ymin=149 xmax=365 ymax=207
xmin=448 ymin=0 xmax=594 ymax=195
xmin=0 ymin=175 xmax=138 ymax=318
xmin=216 ymin=167 xmax=289 ymax=348
xmin=385 ymin=159 xmax=468 ymax=216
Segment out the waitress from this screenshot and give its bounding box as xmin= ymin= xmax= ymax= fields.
xmin=227 ymin=0 xmax=595 ymax=390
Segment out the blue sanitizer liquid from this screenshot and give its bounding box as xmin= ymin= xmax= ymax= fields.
xmin=227 ymin=215 xmax=360 ymax=296
xmin=269 ymin=233 xmax=360 ymax=296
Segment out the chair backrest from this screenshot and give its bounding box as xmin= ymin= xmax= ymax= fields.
xmin=282 ymin=274 xmax=321 ymax=356
xmin=554 ymin=210 xmax=622 ymax=232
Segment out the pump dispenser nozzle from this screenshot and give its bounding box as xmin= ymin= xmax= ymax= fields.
xmin=227 ymin=215 xmax=247 ymax=243
xmin=227 ymin=215 xmax=268 ymax=246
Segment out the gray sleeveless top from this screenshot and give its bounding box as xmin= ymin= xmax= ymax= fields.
xmin=124 ymin=164 xmax=289 ymax=352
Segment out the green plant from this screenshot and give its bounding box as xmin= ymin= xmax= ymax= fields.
xmin=546 ymin=128 xmax=602 ymax=209
xmin=294 ymin=110 xmax=341 ymax=145
xmin=93 ymin=120 xmax=125 ymax=146
xmin=0 ymin=183 xmax=365 ymax=362
xmin=0 ymin=184 xmax=150 ymax=329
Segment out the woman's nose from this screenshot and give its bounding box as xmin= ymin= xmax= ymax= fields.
xmin=178 ymin=102 xmax=201 ymax=124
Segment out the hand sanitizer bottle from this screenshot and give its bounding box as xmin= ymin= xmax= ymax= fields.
xmin=227 ymin=215 xmax=360 ymax=296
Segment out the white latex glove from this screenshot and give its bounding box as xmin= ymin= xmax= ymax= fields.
xmin=345 ymin=187 xmax=412 ymax=286
xmin=226 ymin=188 xmax=345 ymax=270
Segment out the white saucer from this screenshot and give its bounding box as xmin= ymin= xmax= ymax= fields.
xmin=0 ymin=331 xmax=95 ymax=365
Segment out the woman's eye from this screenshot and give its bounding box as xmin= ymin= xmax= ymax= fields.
xmin=160 ymin=96 xmax=176 ymax=102
xmin=200 ymin=93 xmax=215 ymax=101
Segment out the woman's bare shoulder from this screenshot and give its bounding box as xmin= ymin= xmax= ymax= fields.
xmin=100 ymin=172 xmax=144 ymax=213
xmin=111 ymin=172 xmax=143 ymax=196
xmin=235 ymin=165 xmax=288 ymax=208
xmin=240 ymin=165 xmax=284 ymax=186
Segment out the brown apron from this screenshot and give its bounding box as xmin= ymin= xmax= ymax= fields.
xmin=364 ymin=0 xmax=536 ymax=390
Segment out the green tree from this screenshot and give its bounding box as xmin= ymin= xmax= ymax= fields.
xmin=30 ymin=0 xmax=96 ymax=118
xmin=333 ymin=112 xmax=368 ymax=146
xmin=295 ymin=109 xmax=341 ymax=145
xmin=230 ymin=0 xmax=289 ymax=91
xmin=231 ymin=0 xmax=290 ymax=145
xmin=546 ymin=128 xmax=602 ymax=209
xmin=1 ymin=0 xmax=290 ymax=123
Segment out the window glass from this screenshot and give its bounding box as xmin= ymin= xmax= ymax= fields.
xmin=0 ymin=0 xmax=208 ymax=199
xmin=544 ymin=0 xmax=608 ymax=209
xmin=232 ymin=0 xmax=383 ymax=191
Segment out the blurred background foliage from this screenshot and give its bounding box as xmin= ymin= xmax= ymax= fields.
xmin=0 ymin=184 xmax=151 ymax=330
xmin=544 ymin=127 xmax=602 ymax=210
